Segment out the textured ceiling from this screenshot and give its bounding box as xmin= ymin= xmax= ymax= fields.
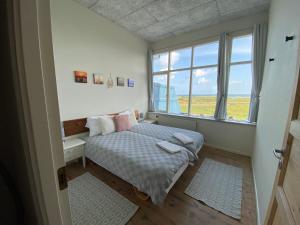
xmin=73 ymin=0 xmax=270 ymax=42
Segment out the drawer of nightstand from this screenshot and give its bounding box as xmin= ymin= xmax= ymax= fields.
xmin=64 ymin=146 xmax=84 ymax=162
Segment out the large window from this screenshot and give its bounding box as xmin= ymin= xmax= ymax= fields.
xmin=152 ymin=32 xmax=254 ymax=122
xmin=227 ymin=35 xmax=253 ymax=121
xmin=191 ymin=41 xmax=219 ymax=117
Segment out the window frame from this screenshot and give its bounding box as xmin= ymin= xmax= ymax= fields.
xmin=151 ymin=29 xmax=254 ymax=123
xmin=152 ymin=39 xmax=219 ymax=116
xmin=226 ymin=32 xmax=254 ymax=121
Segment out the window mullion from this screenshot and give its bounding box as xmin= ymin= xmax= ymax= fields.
xmin=188 ymin=47 xmax=194 ymax=116
xmin=166 ymin=51 xmax=171 ymax=113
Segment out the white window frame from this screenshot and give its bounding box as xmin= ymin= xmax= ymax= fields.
xmin=226 ymin=32 xmax=254 ymax=121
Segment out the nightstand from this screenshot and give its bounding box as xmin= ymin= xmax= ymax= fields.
xmin=63 ymin=138 xmax=86 ymax=168
xmin=140 ymin=119 xmax=157 ymax=124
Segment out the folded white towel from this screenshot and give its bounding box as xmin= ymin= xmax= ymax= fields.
xmin=157 ymin=141 xmax=183 ymax=153
xmin=173 ymin=132 xmax=194 ymax=145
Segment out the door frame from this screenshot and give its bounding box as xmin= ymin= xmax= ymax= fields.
xmin=8 ymin=0 xmax=72 ymax=224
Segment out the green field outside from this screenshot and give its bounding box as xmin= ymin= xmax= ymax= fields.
xmin=178 ymin=96 xmax=250 ymax=121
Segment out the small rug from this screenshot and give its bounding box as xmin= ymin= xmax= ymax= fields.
xmin=184 ymin=158 xmax=243 ymax=219
xmin=68 ymin=173 xmax=139 ymax=225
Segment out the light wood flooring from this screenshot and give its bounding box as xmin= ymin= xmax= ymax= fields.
xmin=66 ymin=145 xmax=257 ymax=225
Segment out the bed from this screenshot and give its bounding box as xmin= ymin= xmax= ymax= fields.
xmin=63 ymin=116 xmax=204 ymax=204
xmin=82 ymin=131 xmax=193 ymax=204
xmin=128 ymin=123 xmax=204 ymax=158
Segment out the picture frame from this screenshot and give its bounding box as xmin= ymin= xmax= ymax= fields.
xmin=128 ymin=79 xmax=134 ymax=87
xmin=107 ymin=74 xmax=114 ymax=88
xmin=74 ymin=71 xmax=87 ymax=83
xmin=117 ymin=77 xmax=125 ymax=86
xmin=93 ymin=73 xmax=105 ymax=84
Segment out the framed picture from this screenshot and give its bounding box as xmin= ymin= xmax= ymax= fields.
xmin=128 ymin=79 xmax=134 ymax=87
xmin=107 ymin=74 xmax=114 ymax=88
xmin=93 ymin=73 xmax=104 ymax=84
xmin=117 ymin=77 xmax=125 ymax=86
xmin=74 ymin=71 xmax=87 ymax=83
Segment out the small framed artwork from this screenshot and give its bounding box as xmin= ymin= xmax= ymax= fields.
xmin=74 ymin=71 xmax=87 ymax=83
xmin=107 ymin=73 xmax=114 ymax=88
xmin=93 ymin=73 xmax=105 ymax=84
xmin=117 ymin=77 xmax=125 ymax=86
xmin=128 ymin=79 xmax=134 ymax=87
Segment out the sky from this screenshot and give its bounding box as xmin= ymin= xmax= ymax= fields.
xmin=153 ymin=35 xmax=253 ymax=96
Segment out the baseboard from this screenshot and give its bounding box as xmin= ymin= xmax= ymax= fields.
xmin=204 ymin=143 xmax=251 ymax=157
xmin=252 ymin=159 xmax=261 ymax=225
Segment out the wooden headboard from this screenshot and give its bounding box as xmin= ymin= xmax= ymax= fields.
xmin=63 ymin=111 xmax=140 ymax=137
xmin=63 ymin=118 xmax=89 ymax=137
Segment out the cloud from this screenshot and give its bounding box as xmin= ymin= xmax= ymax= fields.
xmin=170 ymin=51 xmax=180 ymax=65
xmin=194 ymin=69 xmax=208 ymax=77
xmin=198 ymin=77 xmax=209 ymax=84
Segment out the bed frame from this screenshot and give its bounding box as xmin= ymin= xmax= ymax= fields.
xmin=63 ymin=116 xmax=198 ymax=200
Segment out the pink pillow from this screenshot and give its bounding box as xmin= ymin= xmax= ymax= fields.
xmin=114 ymin=114 xmax=131 ymax=132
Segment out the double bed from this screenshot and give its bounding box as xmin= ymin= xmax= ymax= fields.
xmin=63 ymin=118 xmax=204 ymax=204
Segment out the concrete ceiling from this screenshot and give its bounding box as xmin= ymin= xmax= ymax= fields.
xmin=73 ymin=0 xmax=270 ymax=42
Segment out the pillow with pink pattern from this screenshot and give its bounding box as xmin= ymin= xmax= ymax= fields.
xmin=114 ymin=114 xmax=131 ymax=132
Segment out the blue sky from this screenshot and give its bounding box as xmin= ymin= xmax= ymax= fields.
xmin=153 ymin=35 xmax=253 ymax=96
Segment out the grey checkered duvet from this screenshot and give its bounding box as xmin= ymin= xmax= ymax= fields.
xmin=82 ymin=131 xmax=191 ymax=204
xmin=129 ymin=123 xmax=204 ymax=158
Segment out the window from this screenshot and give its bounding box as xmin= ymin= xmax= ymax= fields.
xmin=191 ymin=41 xmax=219 ymax=117
xmin=170 ymin=48 xmax=192 ymax=70
xmin=227 ymin=35 xmax=253 ymax=121
xmin=151 ymin=32 xmax=254 ymax=123
xmin=153 ymin=74 xmax=168 ymax=112
xmin=153 ymin=52 xmax=169 ymax=72
xmin=191 ymin=67 xmax=218 ymax=117
xmin=169 ymin=70 xmax=190 ymax=114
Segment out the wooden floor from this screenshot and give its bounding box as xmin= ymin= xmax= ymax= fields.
xmin=66 ymin=146 xmax=257 ymax=225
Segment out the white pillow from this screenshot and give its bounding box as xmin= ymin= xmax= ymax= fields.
xmin=99 ymin=116 xmax=116 ymax=135
xmin=86 ymin=116 xmax=103 ymax=137
xmin=119 ymin=110 xmax=138 ymax=126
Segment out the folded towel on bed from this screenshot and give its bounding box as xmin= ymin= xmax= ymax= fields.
xmin=157 ymin=141 xmax=183 ymax=153
xmin=173 ymin=132 xmax=194 ymax=144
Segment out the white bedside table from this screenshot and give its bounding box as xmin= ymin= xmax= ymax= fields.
xmin=140 ymin=119 xmax=157 ymax=124
xmin=63 ymin=138 xmax=86 ymax=168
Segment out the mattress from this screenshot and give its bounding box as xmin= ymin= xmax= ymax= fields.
xmin=82 ymin=131 xmax=192 ymax=204
xmin=129 ymin=123 xmax=204 ymax=158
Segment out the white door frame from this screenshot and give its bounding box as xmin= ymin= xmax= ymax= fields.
xmin=9 ymin=0 xmax=72 ymax=224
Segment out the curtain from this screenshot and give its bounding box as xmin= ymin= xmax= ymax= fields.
xmin=249 ymin=23 xmax=268 ymax=122
xmin=147 ymin=49 xmax=155 ymax=112
xmin=214 ymin=32 xmax=230 ymax=120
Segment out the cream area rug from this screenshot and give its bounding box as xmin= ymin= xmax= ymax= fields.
xmin=68 ymin=173 xmax=139 ymax=225
xmin=185 ymin=158 xmax=243 ymax=219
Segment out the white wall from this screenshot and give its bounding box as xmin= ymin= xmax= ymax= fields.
xmin=148 ymin=113 xmax=256 ymax=156
xmin=252 ymin=0 xmax=300 ymax=224
xmin=151 ymin=12 xmax=268 ymax=51
xmin=51 ymin=0 xmax=148 ymax=120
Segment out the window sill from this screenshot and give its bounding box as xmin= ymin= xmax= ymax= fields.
xmin=148 ymin=112 xmax=256 ymax=127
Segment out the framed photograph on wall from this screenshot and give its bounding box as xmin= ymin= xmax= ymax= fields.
xmin=74 ymin=71 xmax=87 ymax=83
xmin=128 ymin=79 xmax=134 ymax=87
xmin=93 ymin=73 xmax=105 ymax=84
xmin=117 ymin=77 xmax=125 ymax=86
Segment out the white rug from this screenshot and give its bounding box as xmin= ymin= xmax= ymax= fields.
xmin=68 ymin=173 xmax=139 ymax=225
xmin=185 ymin=158 xmax=243 ymax=219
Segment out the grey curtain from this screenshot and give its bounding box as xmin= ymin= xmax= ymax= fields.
xmin=147 ymin=49 xmax=155 ymax=112
xmin=249 ymin=23 xmax=268 ymax=122
xmin=214 ymin=32 xmax=230 ymax=120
